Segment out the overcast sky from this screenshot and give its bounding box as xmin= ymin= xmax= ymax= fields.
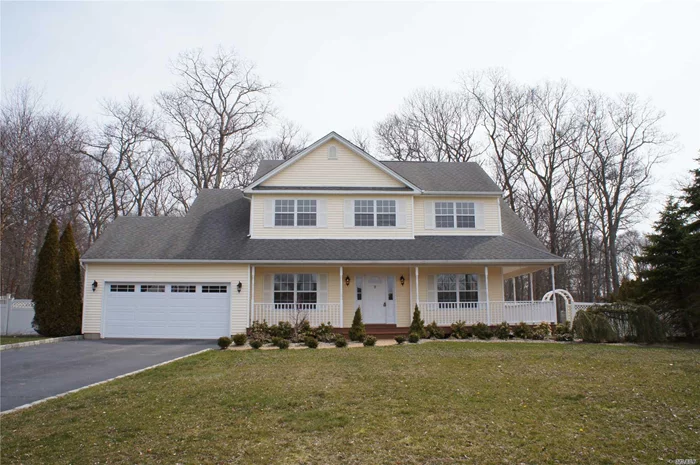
xmin=2 ymin=1 xmax=699 ymax=230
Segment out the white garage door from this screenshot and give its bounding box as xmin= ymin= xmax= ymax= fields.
xmin=104 ymin=283 xmax=230 ymax=339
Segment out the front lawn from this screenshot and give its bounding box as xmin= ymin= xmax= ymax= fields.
xmin=1 ymin=343 xmax=698 ymax=464
xmin=0 ymin=336 xmax=47 ymax=345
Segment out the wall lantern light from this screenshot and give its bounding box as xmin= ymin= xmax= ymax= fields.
xmin=92 ymin=280 xmax=98 ymax=292
xmin=345 ymin=275 xmax=351 ymax=286
xmin=400 ymin=275 xmax=405 ymax=287
xmin=237 ymin=281 xmax=243 ymax=293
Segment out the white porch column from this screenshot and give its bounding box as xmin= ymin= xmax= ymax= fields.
xmin=484 ymin=266 xmax=490 ymax=325
xmin=550 ymin=266 xmax=556 ymax=292
xmin=251 ymin=266 xmax=256 ymax=325
xmin=247 ymin=265 xmax=252 ymax=327
xmin=415 ymin=266 xmax=420 ymax=308
xmin=339 ymin=266 xmax=344 ymax=328
xmin=511 ymin=277 xmax=517 ymax=302
xmin=529 ymin=273 xmax=534 ymax=301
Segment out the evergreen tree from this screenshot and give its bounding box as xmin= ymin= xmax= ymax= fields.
xmin=409 ymin=304 xmax=425 ymax=337
xmin=32 ymin=219 xmax=61 ymax=336
xmin=681 ymin=156 xmax=700 ymax=337
xmin=58 ymin=223 xmax=83 ymax=335
xmin=348 ymin=307 xmax=366 ymax=342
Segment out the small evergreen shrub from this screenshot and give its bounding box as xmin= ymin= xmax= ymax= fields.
xmin=408 ymin=332 xmax=421 ymax=343
xmin=270 ymin=321 xmax=293 ymax=340
xmin=312 ymin=322 xmax=335 ymax=342
xmin=532 ymin=322 xmax=551 ymax=340
xmin=471 ymin=322 xmax=493 ymax=340
xmin=395 ymin=335 xmax=406 ymax=344
xmin=276 ymin=339 xmax=290 ymax=350
xmin=232 ymin=333 xmax=247 ymax=346
xmin=554 ymin=321 xmax=573 ymax=341
xmin=249 ymin=340 xmax=263 ymax=350
xmin=304 ymin=336 xmax=319 ymax=349
xmin=349 ymin=307 xmax=366 ymax=342
xmin=425 ymin=321 xmax=445 ymax=339
xmin=450 ymin=320 xmax=469 ymax=339
xmin=513 ymin=322 xmax=533 ymax=339
xmin=249 ymin=320 xmax=271 ymax=343
xmin=270 ymin=336 xmax=283 ymax=347
xmin=334 ymin=334 xmax=348 ymax=348
xmin=217 ymin=336 xmax=232 ymax=349
xmin=409 ymin=305 xmax=426 ymax=337
xmin=363 ymin=335 xmax=377 ymax=346
xmin=494 ymin=321 xmax=510 ymax=340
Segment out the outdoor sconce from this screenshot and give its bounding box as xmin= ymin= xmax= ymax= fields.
xmin=400 ymin=275 xmax=405 ymax=287
xmin=345 ymin=275 xmax=351 ymax=286
xmin=236 ymin=281 xmax=243 ymax=293
xmin=92 ymin=280 xmax=98 ymax=292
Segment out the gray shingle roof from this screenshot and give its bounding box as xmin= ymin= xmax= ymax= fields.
xmin=252 ymin=159 xmax=502 ymax=193
xmin=83 ymin=189 xmax=564 ymax=263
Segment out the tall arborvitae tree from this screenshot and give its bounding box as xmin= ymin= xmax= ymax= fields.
xmin=58 ymin=223 xmax=83 ymax=335
xmin=32 ymin=219 xmax=61 ymax=336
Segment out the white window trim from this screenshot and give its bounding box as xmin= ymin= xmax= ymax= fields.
xmin=435 ymin=273 xmax=480 ymax=306
xmin=274 ymin=199 xmax=318 ymax=228
xmin=435 ymin=201 xmax=476 ymax=229
xmin=353 ymin=199 xmax=397 ymax=228
xmin=273 ymin=273 xmax=319 ymax=307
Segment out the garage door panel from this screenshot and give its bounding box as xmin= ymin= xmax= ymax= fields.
xmin=104 ymin=283 xmax=230 ymax=339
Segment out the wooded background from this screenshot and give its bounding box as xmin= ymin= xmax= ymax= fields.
xmin=0 ymin=48 xmax=677 ymax=300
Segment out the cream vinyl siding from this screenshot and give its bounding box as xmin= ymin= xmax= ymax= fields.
xmin=251 ymin=194 xmax=413 ymax=239
xmin=343 ymin=267 xmax=412 ymax=328
xmin=414 ymin=196 xmax=502 ymax=235
xmin=83 ymin=263 xmax=249 ymax=336
xmin=416 ymin=266 xmax=505 ymax=304
xmin=253 ymin=267 xmax=341 ymax=304
xmin=260 ymin=141 xmax=406 ymax=188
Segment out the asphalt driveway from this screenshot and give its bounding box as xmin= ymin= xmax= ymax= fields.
xmin=0 ymin=338 xmax=214 ymax=412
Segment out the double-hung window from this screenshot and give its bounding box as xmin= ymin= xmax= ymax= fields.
xmin=273 ymin=274 xmax=317 ymax=308
xmin=435 ymin=201 xmax=476 ymax=229
xmin=436 ymin=274 xmax=478 ymax=308
xmin=275 ymin=200 xmax=317 ymax=227
xmin=354 ymin=200 xmax=396 ymax=227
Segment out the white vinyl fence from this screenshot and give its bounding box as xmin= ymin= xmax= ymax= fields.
xmin=1 ymin=295 xmax=39 ymax=336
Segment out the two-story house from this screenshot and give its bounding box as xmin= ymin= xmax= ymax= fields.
xmin=81 ymin=132 xmax=565 ymax=339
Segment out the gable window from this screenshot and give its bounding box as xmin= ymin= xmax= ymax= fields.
xmin=274 ymin=274 xmax=317 ymax=308
xmin=274 ymin=199 xmax=317 ymax=227
xmin=436 ymin=274 xmax=478 ymax=308
xmin=435 ymin=201 xmax=476 ymax=229
xmin=354 ymin=200 xmax=396 ymax=227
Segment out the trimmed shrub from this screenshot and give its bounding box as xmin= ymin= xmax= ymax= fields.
xmin=554 ymin=321 xmax=573 ymax=341
xmin=450 ymin=320 xmax=469 ymax=339
xmin=304 ymin=336 xmax=319 ymax=349
xmin=513 ymin=322 xmax=533 ymax=339
xmin=32 ymin=219 xmax=61 ymax=336
xmin=312 ymin=322 xmax=335 ymax=343
xmin=249 ymin=320 xmax=271 ymax=343
xmin=271 ymin=336 xmax=283 ymax=347
xmin=585 ymin=302 xmax=665 ymax=343
xmin=425 ymin=321 xmax=445 ymax=339
xmin=217 ymin=336 xmax=232 ymax=349
xmin=249 ymin=340 xmax=263 ymax=350
xmin=471 ymin=322 xmax=493 ymax=340
xmin=349 ymin=307 xmax=366 ymax=342
xmin=409 ymin=305 xmax=426 ymax=337
xmin=494 ymin=321 xmax=510 ymax=340
xmin=334 ymin=334 xmax=348 ymax=348
xmin=408 ymin=332 xmax=421 ymax=343
xmin=395 ymin=335 xmax=406 ymax=344
xmin=363 ymin=335 xmax=377 ymax=347
xmin=232 ymin=333 xmax=247 ymax=346
xmin=532 ymin=322 xmax=551 ymax=340
xmin=270 ymin=321 xmax=293 ymax=340
xmin=276 ymin=339 xmax=290 ymax=350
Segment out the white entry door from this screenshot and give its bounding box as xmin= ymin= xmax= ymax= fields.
xmin=103 ymin=283 xmax=230 ymax=339
xmin=363 ymin=275 xmax=387 ymax=323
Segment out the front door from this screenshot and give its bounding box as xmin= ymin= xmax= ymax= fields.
xmin=363 ymin=275 xmax=387 ymax=323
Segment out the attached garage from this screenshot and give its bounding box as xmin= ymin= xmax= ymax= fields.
xmin=103 ymin=283 xmax=231 ymax=339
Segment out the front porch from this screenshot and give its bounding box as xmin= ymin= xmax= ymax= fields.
xmin=249 ymin=264 xmax=559 ymax=330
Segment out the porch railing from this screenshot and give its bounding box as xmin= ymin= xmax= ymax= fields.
xmin=421 ymin=301 xmax=557 ymax=326
xmin=252 ymin=303 xmax=341 ymax=327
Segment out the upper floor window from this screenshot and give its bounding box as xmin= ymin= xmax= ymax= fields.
xmin=354 ymin=199 xmax=396 ymax=227
xmin=435 ymin=201 xmax=476 ymax=229
xmin=275 ymin=199 xmax=317 ymax=227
